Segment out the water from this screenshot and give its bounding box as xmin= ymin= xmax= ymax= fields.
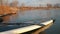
xmin=43 ymin=9 xmax=60 ymax=34
xmin=1 ymin=9 xmax=60 ymax=34
xmin=3 ymin=9 xmax=56 ymax=23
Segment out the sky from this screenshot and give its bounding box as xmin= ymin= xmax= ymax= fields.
xmin=3 ymin=0 xmax=60 ymax=7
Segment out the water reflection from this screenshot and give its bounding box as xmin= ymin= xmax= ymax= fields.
xmin=2 ymin=14 xmax=17 ymax=23
xmin=31 ymin=30 xmax=46 ymax=34
xmin=2 ymin=16 xmax=10 ymax=23
xmin=23 ymin=31 xmax=46 ymax=34
xmin=39 ymin=32 xmax=46 ymax=34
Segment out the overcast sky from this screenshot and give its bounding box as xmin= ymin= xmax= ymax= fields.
xmin=5 ymin=0 xmax=60 ymax=7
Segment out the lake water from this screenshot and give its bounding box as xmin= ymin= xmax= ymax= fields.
xmin=1 ymin=9 xmax=60 ymax=34
xmin=45 ymin=9 xmax=60 ymax=34
xmin=3 ymin=9 xmax=57 ymax=23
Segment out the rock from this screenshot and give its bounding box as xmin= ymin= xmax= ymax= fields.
xmin=0 ymin=17 xmax=3 ymax=23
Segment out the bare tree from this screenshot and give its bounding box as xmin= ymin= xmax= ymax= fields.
xmin=10 ymin=0 xmax=19 ymax=7
xmin=0 ymin=0 xmax=3 ymax=5
xmin=54 ymin=4 xmax=60 ymax=8
xmin=47 ymin=4 xmax=52 ymax=8
xmin=0 ymin=0 xmax=8 ymax=6
xmin=5 ymin=0 xmax=8 ymax=6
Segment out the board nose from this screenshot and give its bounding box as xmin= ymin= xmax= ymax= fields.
xmin=51 ymin=18 xmax=55 ymax=23
xmin=53 ymin=19 xmax=55 ymax=23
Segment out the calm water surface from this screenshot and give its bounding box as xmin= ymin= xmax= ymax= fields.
xmin=2 ymin=9 xmax=60 ymax=34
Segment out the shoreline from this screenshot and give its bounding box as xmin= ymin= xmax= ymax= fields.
xmin=19 ymin=7 xmax=60 ymax=11
xmin=0 ymin=6 xmax=60 ymax=16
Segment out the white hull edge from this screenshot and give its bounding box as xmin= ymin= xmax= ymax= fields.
xmin=0 ymin=20 xmax=54 ymax=34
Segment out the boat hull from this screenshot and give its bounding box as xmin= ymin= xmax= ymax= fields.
xmin=0 ymin=20 xmax=54 ymax=34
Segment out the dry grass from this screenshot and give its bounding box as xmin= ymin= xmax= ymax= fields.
xmin=0 ymin=6 xmax=19 ymax=15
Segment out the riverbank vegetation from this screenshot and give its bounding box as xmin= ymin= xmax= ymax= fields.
xmin=0 ymin=0 xmax=60 ymax=15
